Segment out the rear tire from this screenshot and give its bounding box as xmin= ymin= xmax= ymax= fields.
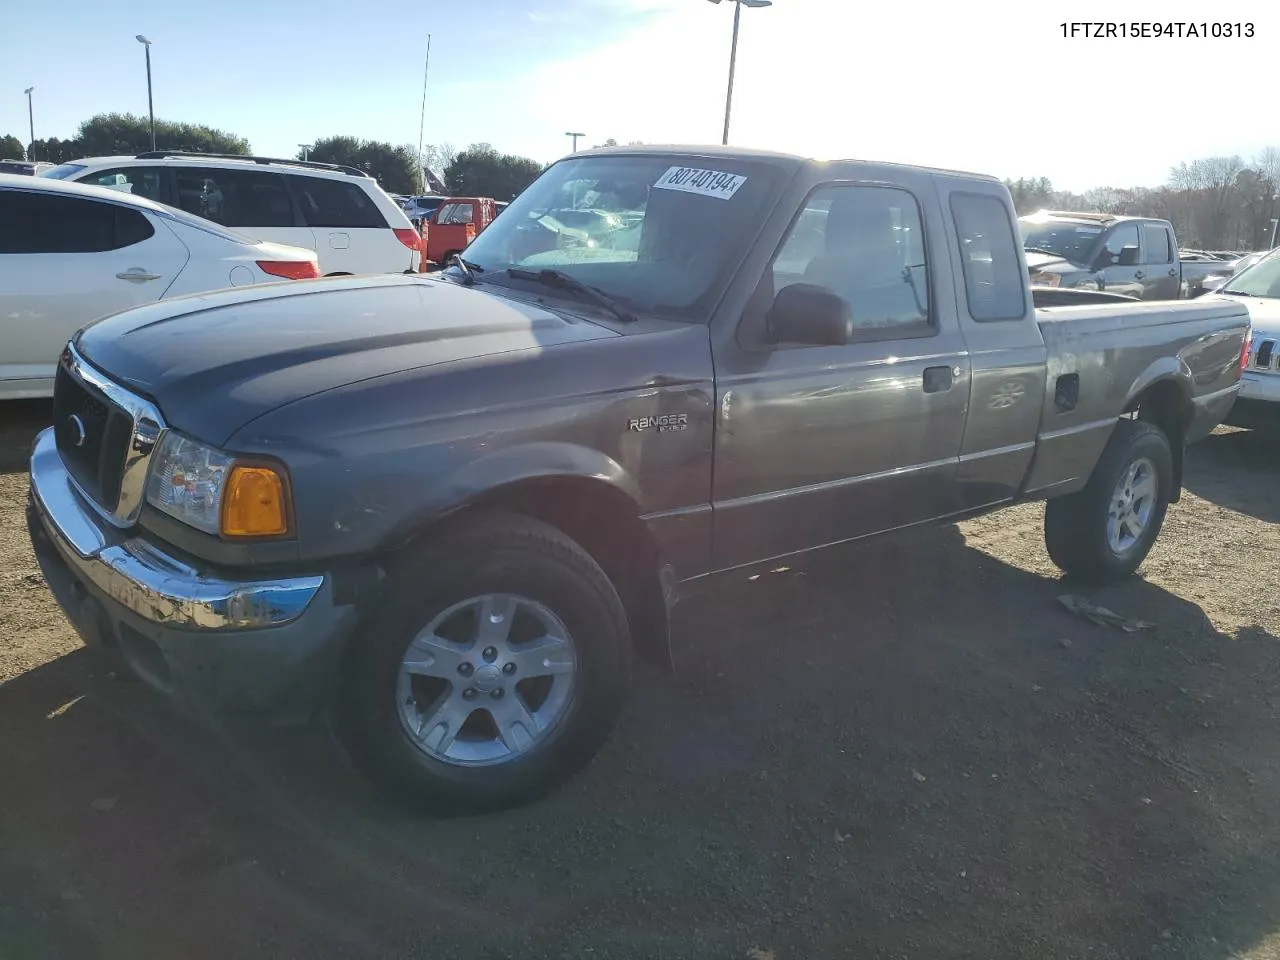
xmin=337 ymin=511 xmax=632 ymax=815
xmin=1044 ymin=419 xmax=1173 ymax=585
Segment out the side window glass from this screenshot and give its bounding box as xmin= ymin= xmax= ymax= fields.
xmin=80 ymin=167 xmax=166 ymax=204
xmin=950 ymin=193 xmax=1026 ymax=321
xmin=1103 ymin=222 xmax=1141 ymax=264
xmin=1141 ymin=223 xmax=1171 ymax=264
xmin=292 ymin=176 xmax=385 ymax=228
xmin=172 ymin=169 xmax=295 ymax=228
xmin=769 ymin=185 xmax=930 ymax=334
xmin=0 ymin=191 xmax=153 ymax=253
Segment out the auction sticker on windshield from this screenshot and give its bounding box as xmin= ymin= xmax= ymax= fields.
xmin=653 ymin=166 xmax=747 ymax=200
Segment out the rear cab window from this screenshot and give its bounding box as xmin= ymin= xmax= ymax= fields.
xmin=950 ymin=193 xmax=1028 ymax=321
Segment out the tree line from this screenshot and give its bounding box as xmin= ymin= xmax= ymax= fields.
xmin=4 ymin=114 xmax=549 ymax=201
xmin=1005 ymin=147 xmax=1280 ymax=251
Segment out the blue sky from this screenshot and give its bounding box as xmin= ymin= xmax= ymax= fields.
xmin=3 ymin=0 xmax=1276 ymax=192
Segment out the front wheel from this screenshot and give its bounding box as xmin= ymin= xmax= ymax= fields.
xmin=337 ymin=511 xmax=632 ymax=815
xmin=1044 ymin=419 xmax=1173 ymax=585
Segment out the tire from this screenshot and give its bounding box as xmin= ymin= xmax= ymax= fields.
xmin=1044 ymin=419 xmax=1173 ymax=585
xmin=337 ymin=511 xmax=632 ymax=815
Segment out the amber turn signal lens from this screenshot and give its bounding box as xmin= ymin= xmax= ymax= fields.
xmin=221 ymin=466 xmax=288 ymax=537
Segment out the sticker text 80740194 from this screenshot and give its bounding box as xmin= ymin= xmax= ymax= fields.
xmin=653 ymin=166 xmax=747 ymax=200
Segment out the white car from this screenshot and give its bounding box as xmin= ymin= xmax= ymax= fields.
xmin=1202 ymin=247 xmax=1280 ymax=430
xmin=40 ymin=152 xmax=423 ymax=276
xmin=0 ymin=173 xmax=320 ymax=400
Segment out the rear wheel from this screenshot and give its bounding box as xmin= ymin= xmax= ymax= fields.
xmin=1044 ymin=419 xmax=1173 ymax=584
xmin=338 ymin=512 xmax=632 ymax=814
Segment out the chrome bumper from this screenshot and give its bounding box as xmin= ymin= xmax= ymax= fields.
xmin=1238 ymin=371 xmax=1280 ymax=404
xmin=28 ymin=427 xmax=323 ymax=631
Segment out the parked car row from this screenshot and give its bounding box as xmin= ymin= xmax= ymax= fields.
xmin=2 ymin=151 xmax=435 ymax=400
xmin=40 ymin=152 xmax=423 ymax=275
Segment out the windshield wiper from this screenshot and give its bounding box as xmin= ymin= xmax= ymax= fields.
xmin=506 ymin=268 xmax=637 ymax=323
xmin=448 ymin=256 xmax=483 ymax=286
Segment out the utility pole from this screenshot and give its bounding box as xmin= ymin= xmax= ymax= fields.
xmin=23 ymin=87 xmax=34 ymax=160
xmin=417 ymin=33 xmax=432 ymax=193
xmin=136 ymin=36 xmax=155 ymax=150
xmin=707 ymin=0 xmax=772 ymax=145
xmin=565 ymin=131 xmax=584 ymax=153
xmin=1270 ymin=217 xmax=1279 ymax=250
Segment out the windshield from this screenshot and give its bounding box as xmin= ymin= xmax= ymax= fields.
xmin=1221 ymin=248 xmax=1280 ymax=297
xmin=456 ymin=154 xmax=783 ymax=322
xmin=1018 ymin=218 xmax=1104 ymax=264
xmin=38 ymin=162 xmax=88 ymax=180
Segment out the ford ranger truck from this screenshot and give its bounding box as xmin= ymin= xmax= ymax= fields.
xmin=27 ymin=146 xmax=1251 ymax=814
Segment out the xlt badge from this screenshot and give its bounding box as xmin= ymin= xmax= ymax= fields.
xmin=628 ymin=414 xmax=688 ymax=433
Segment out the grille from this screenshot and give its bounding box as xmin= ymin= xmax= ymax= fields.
xmin=1255 ymin=339 xmax=1276 ymax=371
xmin=52 ymin=361 xmax=132 ymax=509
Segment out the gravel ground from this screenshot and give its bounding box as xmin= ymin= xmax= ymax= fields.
xmin=2 ymin=398 xmax=1279 ymax=960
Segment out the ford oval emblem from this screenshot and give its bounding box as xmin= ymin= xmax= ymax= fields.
xmin=67 ymin=414 xmax=87 ymax=448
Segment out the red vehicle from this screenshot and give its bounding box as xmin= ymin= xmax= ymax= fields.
xmin=421 ymin=196 xmax=499 ymax=268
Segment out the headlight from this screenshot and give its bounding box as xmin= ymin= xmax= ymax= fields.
xmin=1029 ymin=271 xmax=1061 ymax=287
xmin=145 ymin=432 xmax=289 ymax=537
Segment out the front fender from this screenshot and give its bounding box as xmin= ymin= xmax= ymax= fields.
xmin=380 ymin=441 xmax=643 ymax=552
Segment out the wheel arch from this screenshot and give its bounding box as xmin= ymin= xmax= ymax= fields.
xmin=1122 ymin=364 xmax=1194 ymax=501
xmin=377 ymin=445 xmax=674 ymax=673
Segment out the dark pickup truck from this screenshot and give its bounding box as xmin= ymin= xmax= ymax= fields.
xmin=27 ymin=145 xmax=1251 ymax=813
xmin=1019 ymin=210 xmax=1234 ymax=300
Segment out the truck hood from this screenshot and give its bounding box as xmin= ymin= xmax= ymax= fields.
xmin=74 ymin=273 xmax=618 ymax=444
xmin=1024 ymin=251 xmax=1086 ymax=272
xmin=1207 ymin=293 xmax=1280 ymax=337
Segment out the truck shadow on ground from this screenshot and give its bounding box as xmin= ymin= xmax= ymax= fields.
xmin=3 ymin=523 xmax=1279 ymax=960
xmin=1183 ymin=426 xmax=1280 ymax=524
xmin=0 ymin=401 xmax=51 ymax=475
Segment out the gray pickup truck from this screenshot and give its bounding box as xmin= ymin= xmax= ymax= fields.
xmin=27 ymin=145 xmax=1250 ymax=813
xmin=1019 ymin=210 xmax=1237 ymax=300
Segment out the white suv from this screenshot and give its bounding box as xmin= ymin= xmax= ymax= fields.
xmin=40 ymin=152 xmax=422 ymax=276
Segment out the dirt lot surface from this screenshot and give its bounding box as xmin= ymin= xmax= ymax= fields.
xmin=2 ymin=398 xmax=1279 ymax=960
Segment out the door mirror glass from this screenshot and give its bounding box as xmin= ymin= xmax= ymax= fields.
xmin=1118 ymin=244 xmax=1140 ymax=267
xmin=766 ymin=283 xmax=853 ymax=345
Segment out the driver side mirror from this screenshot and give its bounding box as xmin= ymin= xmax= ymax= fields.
xmin=766 ymin=283 xmax=853 ymax=346
xmin=1118 ymin=244 xmax=1140 ymax=267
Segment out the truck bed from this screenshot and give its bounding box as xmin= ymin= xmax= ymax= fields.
xmin=1022 ymin=298 xmax=1251 ymax=498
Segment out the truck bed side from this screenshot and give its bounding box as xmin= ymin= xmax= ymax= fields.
xmin=1021 ymin=298 xmax=1250 ymax=498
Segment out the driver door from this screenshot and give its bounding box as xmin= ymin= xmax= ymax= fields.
xmin=1097 ymin=222 xmax=1144 ymax=298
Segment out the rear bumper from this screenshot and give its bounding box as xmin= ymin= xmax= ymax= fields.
xmin=27 ymin=427 xmax=360 ymax=719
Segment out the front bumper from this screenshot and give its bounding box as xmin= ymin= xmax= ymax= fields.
xmin=27 ymin=427 xmax=359 ymax=718
xmin=1224 ymin=372 xmax=1280 ymax=428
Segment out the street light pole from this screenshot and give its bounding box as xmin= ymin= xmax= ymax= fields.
xmin=136 ymin=35 xmax=155 ymax=151
xmin=565 ymin=131 xmax=585 ymax=152
xmin=23 ymin=87 xmax=34 ymax=160
xmin=707 ymin=0 xmax=771 ymax=145
xmin=298 ymin=143 xmax=312 ymax=161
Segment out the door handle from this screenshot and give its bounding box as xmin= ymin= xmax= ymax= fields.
xmin=1134 ymin=271 xmax=1145 ymax=280
xmin=116 ymin=268 xmax=161 ymax=282
xmin=923 ymin=365 xmax=954 ymax=393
